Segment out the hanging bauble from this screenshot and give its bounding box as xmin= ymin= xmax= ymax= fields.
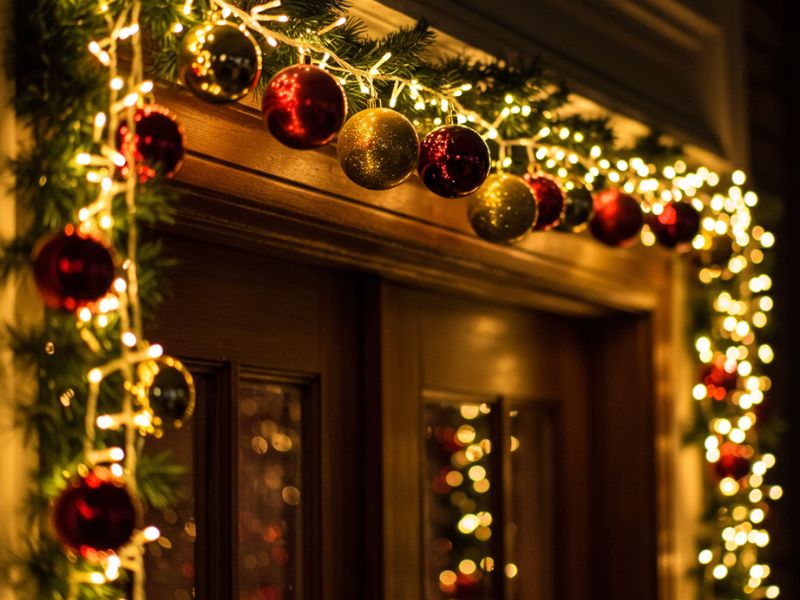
xmin=648 ymin=201 xmax=700 ymax=249
xmin=589 ymin=188 xmax=643 ymax=246
xmin=523 ymin=173 xmax=565 ymax=231
xmin=53 ymin=469 xmax=137 ymax=557
xmin=337 ymin=103 xmax=419 ymax=190
xmin=714 ymin=442 xmax=752 ymax=482
xmin=32 ymin=227 xmax=115 ymax=311
xmin=117 ymin=105 xmax=185 ymax=181
xmin=178 ymin=20 xmax=262 ymax=104
xmin=557 ymin=184 xmax=594 ymax=232
xmin=417 ymin=119 xmax=490 ymax=198
xmin=138 ymin=357 xmax=196 ymax=430
xmin=701 ymin=353 xmax=738 ymax=400
xmin=468 ymin=174 xmax=537 ymax=243
xmin=261 ymin=63 xmax=347 ymax=150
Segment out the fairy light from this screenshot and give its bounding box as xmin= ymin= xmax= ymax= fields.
xmin=369 ymin=52 xmax=392 ymax=75
xmin=33 ymin=1 xmax=786 ymax=596
xmin=318 ymin=16 xmax=346 ymax=35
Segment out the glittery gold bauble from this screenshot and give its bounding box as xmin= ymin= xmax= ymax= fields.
xmin=337 ymin=106 xmax=419 ymax=190
xmin=468 ymin=174 xmax=537 ymax=243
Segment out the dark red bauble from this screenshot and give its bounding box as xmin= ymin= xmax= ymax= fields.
xmin=523 ymin=173 xmax=565 ymax=231
xmin=32 ymin=227 xmax=115 ymax=311
xmin=648 ymin=201 xmax=700 ymax=249
xmin=117 ymin=105 xmax=185 ymax=181
xmin=53 ymin=470 xmax=137 ymax=557
xmin=418 ymin=124 xmax=490 ymax=198
xmin=701 ymin=354 xmax=738 ymax=400
xmin=714 ymin=442 xmax=751 ymax=481
xmin=261 ymin=64 xmax=347 ymax=150
xmin=589 ymin=188 xmax=643 ymax=246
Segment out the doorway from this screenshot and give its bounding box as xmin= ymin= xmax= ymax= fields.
xmin=145 ymin=233 xmax=659 ymax=600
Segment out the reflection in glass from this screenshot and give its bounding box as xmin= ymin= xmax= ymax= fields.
xmin=144 ymin=377 xmax=199 ymax=600
xmin=509 ymin=407 xmax=554 ymax=600
xmin=238 ymin=379 xmax=303 ymax=600
xmin=424 ymin=401 xmax=497 ymax=599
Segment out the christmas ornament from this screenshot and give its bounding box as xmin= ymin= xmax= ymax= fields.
xmin=468 ymin=174 xmax=537 ymax=243
xmin=53 ymin=469 xmax=137 ymax=556
xmin=648 ymin=201 xmax=700 ymax=249
xmin=589 ymin=188 xmax=643 ymax=246
xmin=701 ymin=354 xmax=738 ymax=400
xmin=523 ymin=173 xmax=565 ymax=231
xmin=117 ymin=105 xmax=185 ymax=181
xmin=417 ymin=118 xmax=490 ymax=198
xmin=557 ymin=184 xmax=594 ymax=232
xmin=337 ymin=102 xmax=419 ymax=190
xmin=714 ymin=442 xmax=752 ymax=481
xmin=178 ymin=21 xmax=262 ymax=104
xmin=32 ymin=227 xmax=115 ymax=311
xmin=261 ymin=63 xmax=347 ymax=150
xmin=138 ymin=357 xmax=196 ymax=430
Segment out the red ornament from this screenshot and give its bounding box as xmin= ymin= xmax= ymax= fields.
xmin=418 ymin=122 xmax=491 ymax=198
xmin=648 ymin=201 xmax=700 ymax=249
xmin=523 ymin=173 xmax=565 ymax=230
xmin=53 ymin=469 xmax=137 ymax=557
xmin=117 ymin=105 xmax=186 ymax=181
xmin=715 ymin=442 xmax=751 ymax=481
xmin=32 ymin=227 xmax=115 ymax=311
xmin=701 ymin=354 xmax=738 ymax=400
xmin=589 ymin=188 xmax=643 ymax=246
xmin=261 ymin=64 xmax=347 ymax=150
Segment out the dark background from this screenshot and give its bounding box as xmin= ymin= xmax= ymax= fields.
xmin=744 ymin=0 xmax=798 ymax=597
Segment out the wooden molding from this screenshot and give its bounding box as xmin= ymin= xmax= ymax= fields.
xmin=160 ymin=85 xmax=672 ymax=319
xmin=371 ymin=0 xmax=748 ymax=168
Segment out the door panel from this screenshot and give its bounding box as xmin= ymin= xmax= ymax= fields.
xmin=381 ymin=283 xmax=592 ymax=600
xmin=151 ymin=234 xmax=365 ymax=600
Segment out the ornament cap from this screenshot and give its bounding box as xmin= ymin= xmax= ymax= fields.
xmin=367 ymin=97 xmax=382 ymax=109
xmin=446 ymin=112 xmax=459 ymax=126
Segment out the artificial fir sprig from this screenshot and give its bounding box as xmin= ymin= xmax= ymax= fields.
xmin=3 ymin=0 xmax=781 ymax=598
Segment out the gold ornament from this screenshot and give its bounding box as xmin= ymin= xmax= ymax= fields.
xmin=337 ymin=105 xmax=419 ymax=190
xmin=468 ymin=174 xmax=537 ymax=243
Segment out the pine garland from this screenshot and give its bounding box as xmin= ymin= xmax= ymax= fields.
xmin=2 ymin=0 xmax=781 ymax=598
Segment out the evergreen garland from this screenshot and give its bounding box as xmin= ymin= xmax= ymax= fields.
xmin=2 ymin=0 xmax=780 ymax=598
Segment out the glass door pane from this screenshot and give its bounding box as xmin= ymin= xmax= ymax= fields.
xmin=423 ymin=398 xmax=500 ymax=600
xmin=238 ymin=377 xmax=305 ymax=600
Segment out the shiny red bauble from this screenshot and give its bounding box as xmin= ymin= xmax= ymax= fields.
xmin=589 ymin=188 xmax=643 ymax=246
xmin=714 ymin=442 xmax=752 ymax=481
xmin=261 ymin=64 xmax=347 ymax=150
xmin=418 ymin=123 xmax=490 ymax=198
xmin=117 ymin=105 xmax=186 ymax=181
xmin=701 ymin=354 xmax=738 ymax=400
xmin=523 ymin=173 xmax=565 ymax=230
xmin=32 ymin=227 xmax=115 ymax=311
xmin=648 ymin=201 xmax=700 ymax=249
xmin=53 ymin=469 xmax=137 ymax=557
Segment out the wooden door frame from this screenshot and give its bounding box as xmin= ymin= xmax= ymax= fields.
xmin=157 ymin=84 xmax=679 ymax=599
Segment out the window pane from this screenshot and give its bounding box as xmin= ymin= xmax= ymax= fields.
xmin=424 ymin=400 xmax=498 ymax=599
xmin=508 ymin=406 xmax=554 ymax=600
xmin=238 ymin=378 xmax=304 ymax=600
xmin=144 ymin=377 xmax=201 ymax=600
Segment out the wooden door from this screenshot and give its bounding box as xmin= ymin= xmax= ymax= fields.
xmin=143 ymin=233 xmax=370 ymax=600
xmin=380 ymin=283 xmax=658 ymax=600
